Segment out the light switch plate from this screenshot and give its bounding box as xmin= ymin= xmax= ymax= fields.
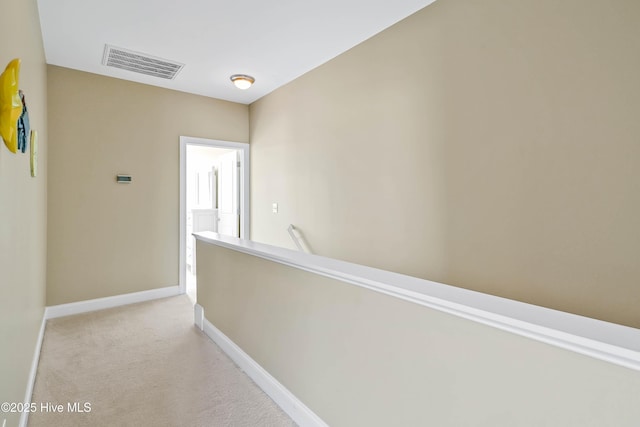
xmin=272 ymin=203 xmax=278 ymax=213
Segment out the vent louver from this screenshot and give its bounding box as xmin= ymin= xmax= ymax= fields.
xmin=102 ymin=45 xmax=184 ymax=80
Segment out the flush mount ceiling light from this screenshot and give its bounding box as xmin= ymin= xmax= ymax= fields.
xmin=230 ymin=74 xmax=255 ymax=90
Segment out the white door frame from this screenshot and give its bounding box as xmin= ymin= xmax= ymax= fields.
xmin=179 ymin=136 xmax=250 ymax=294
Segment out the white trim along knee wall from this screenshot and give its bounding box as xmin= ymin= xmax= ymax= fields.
xmin=195 ymin=304 xmax=329 ymax=427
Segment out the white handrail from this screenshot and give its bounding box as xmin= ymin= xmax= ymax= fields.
xmin=287 ymin=224 xmax=311 ymax=254
xmin=193 ymin=231 xmax=640 ymax=372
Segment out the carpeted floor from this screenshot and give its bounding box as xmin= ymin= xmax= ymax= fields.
xmin=29 ymin=295 xmax=296 ymax=427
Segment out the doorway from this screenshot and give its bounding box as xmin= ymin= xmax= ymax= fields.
xmin=179 ymin=136 xmax=250 ymax=302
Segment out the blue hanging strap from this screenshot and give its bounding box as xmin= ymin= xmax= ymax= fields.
xmin=17 ymin=90 xmax=30 ymax=153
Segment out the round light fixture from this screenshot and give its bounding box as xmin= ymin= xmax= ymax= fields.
xmin=230 ymin=74 xmax=255 ymax=90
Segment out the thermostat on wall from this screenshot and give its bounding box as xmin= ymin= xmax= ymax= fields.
xmin=116 ymin=174 xmax=132 ymax=184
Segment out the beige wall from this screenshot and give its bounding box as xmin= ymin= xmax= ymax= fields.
xmin=0 ymin=0 xmax=48 ymax=423
xmin=47 ymin=66 xmax=248 ymax=305
xmin=249 ymin=0 xmax=640 ymax=327
xmin=197 ymin=241 xmax=640 ymax=426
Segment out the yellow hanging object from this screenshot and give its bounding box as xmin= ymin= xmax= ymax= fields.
xmin=0 ymin=58 xmax=22 ymax=153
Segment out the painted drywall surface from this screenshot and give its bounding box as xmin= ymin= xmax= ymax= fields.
xmin=196 ymin=242 xmax=640 ymax=426
xmin=0 ymin=0 xmax=48 ymax=423
xmin=249 ymin=0 xmax=640 ymax=327
xmin=46 ymin=66 xmax=248 ymax=305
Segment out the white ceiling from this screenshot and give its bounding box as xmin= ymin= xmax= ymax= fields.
xmin=37 ymin=0 xmax=436 ymax=105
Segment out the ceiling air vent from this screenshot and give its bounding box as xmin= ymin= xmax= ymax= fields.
xmin=102 ymin=44 xmax=184 ymax=80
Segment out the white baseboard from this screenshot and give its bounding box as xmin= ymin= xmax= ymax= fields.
xmin=194 ymin=304 xmax=204 ymax=330
xmin=196 ymin=306 xmax=327 ymax=427
xmin=19 ymin=309 xmax=47 ymax=427
xmin=45 ymin=286 xmax=182 ymax=319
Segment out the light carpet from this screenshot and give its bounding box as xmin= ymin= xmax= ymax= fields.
xmin=29 ymin=295 xmax=296 ymax=427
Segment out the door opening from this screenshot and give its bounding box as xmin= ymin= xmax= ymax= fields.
xmin=179 ymin=137 xmax=249 ymax=302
